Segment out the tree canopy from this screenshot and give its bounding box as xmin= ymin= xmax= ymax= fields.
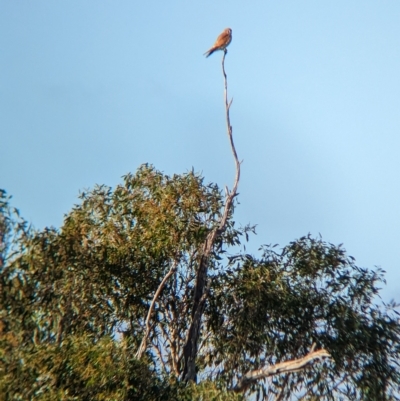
xmin=1 ymin=166 xmax=399 ymax=400
xmin=2 ymin=53 xmax=400 ymax=401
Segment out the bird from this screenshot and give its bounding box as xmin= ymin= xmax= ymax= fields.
xmin=204 ymin=28 xmax=232 ymax=58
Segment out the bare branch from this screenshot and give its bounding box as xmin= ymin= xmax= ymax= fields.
xmin=181 ymin=41 xmax=241 ymax=383
xmin=232 ymin=348 xmax=331 ymax=393
xmin=136 ymin=258 xmax=179 ymax=359
xmin=220 ymin=49 xmax=240 ymax=231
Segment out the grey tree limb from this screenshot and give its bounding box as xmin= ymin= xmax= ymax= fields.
xmin=232 ymin=347 xmax=331 ymax=393
xmin=182 ymin=49 xmax=241 ymax=382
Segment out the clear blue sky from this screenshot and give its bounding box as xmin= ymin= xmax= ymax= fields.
xmin=1 ymin=2 xmax=400 ymax=300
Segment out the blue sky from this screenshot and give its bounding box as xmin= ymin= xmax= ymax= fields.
xmin=1 ymin=1 xmax=400 ymax=300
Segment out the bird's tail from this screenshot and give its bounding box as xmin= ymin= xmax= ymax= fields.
xmin=204 ymin=47 xmax=215 ymax=57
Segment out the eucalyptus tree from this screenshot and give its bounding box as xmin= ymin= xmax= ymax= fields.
xmin=1 ymin=51 xmax=400 ymax=401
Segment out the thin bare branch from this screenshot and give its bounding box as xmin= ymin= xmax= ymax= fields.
xmin=152 ymin=338 xmax=168 ymax=373
xmin=232 ymin=348 xmax=331 ymax=393
xmin=220 ymin=49 xmax=240 ymax=231
xmin=136 ymin=258 xmax=179 ymax=359
xmin=181 ymin=43 xmax=241 ymax=383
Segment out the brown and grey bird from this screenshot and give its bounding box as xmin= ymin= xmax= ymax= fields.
xmin=204 ymin=28 xmax=232 ymax=57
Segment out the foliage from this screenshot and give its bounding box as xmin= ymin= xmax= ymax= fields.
xmin=1 ymin=166 xmax=400 ymax=400
xmin=207 ymin=237 xmax=400 ymax=399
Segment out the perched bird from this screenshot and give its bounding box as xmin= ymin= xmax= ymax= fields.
xmin=204 ymin=28 xmax=232 ymax=57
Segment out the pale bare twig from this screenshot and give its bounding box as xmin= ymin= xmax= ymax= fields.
xmin=158 ymin=318 xmax=180 ymax=376
xmin=152 ymin=337 xmax=168 ymax=373
xmin=219 ymin=49 xmax=240 ymax=232
xmin=136 ymin=258 xmax=180 ymax=359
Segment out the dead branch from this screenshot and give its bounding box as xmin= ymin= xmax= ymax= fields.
xmin=221 ymin=49 xmax=240 ymax=211
xmin=181 ymin=48 xmax=241 ymax=381
xmin=232 ymin=347 xmax=331 ymax=393
xmin=136 ymin=258 xmax=179 ymax=359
